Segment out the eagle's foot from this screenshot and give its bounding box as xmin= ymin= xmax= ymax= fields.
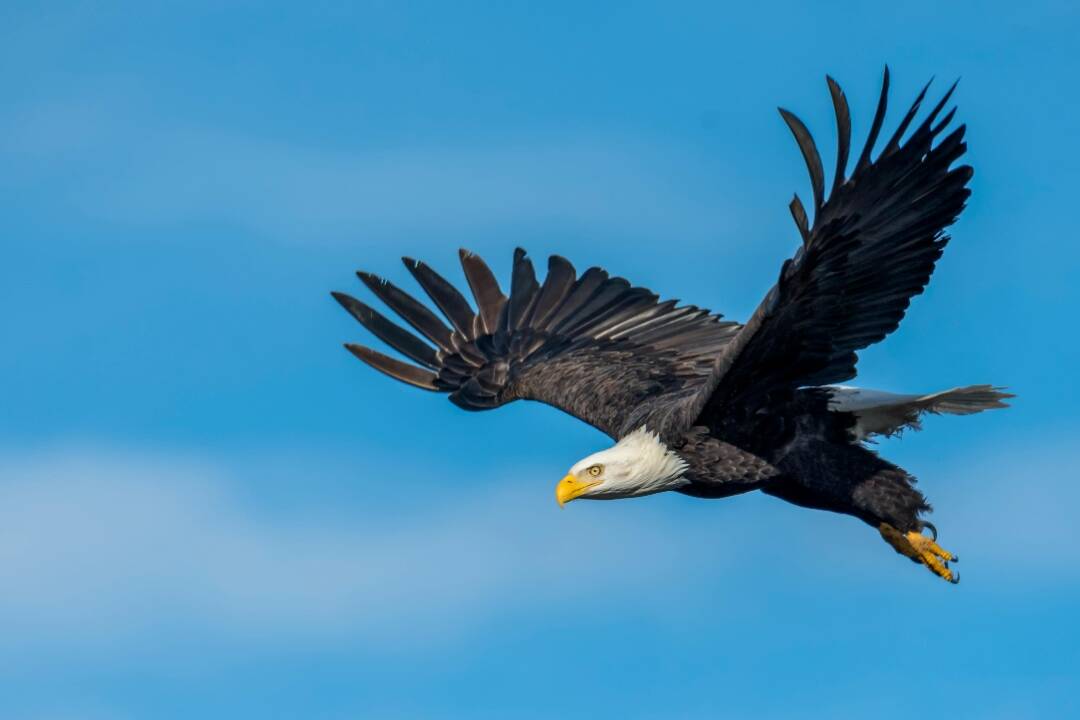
xmin=878 ymin=522 xmax=959 ymax=584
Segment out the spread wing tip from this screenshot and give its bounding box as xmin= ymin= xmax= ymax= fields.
xmin=355 ymin=269 xmax=455 ymax=353
xmin=334 ymin=290 xmax=440 ymax=369
xmin=459 ymin=248 xmax=507 ymax=335
xmin=778 ymin=106 xmax=826 ymax=212
xmin=825 ymin=75 xmax=851 ymax=192
xmin=789 ymin=194 xmax=810 ymax=243
xmin=402 ymin=255 xmax=477 ymax=336
xmin=344 ymin=343 xmax=440 ymax=391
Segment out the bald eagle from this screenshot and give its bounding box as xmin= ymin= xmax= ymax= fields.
xmin=332 ymin=69 xmax=1011 ymax=584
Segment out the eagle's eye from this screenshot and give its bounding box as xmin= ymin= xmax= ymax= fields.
xmin=586 ymin=464 xmax=603 ymax=477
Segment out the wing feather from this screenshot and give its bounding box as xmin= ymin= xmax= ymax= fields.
xmin=826 ymin=75 xmax=851 ymax=194
xmin=778 ymin=108 xmax=826 ymax=211
xmin=507 ymin=247 xmax=540 ymax=332
xmin=336 ymin=249 xmax=740 ymax=438
xmin=332 ymin=292 xmax=439 ymax=369
xmin=357 ymin=272 xmax=455 ymax=354
xmin=692 ymin=70 xmax=973 ymax=425
xmin=344 ymin=344 xmax=439 ymax=390
xmin=459 ymin=250 xmax=507 ymax=336
xmin=854 ymin=66 xmax=890 ymax=173
xmin=528 ymin=255 xmax=576 ymax=328
xmin=402 ymin=257 xmax=477 ymax=337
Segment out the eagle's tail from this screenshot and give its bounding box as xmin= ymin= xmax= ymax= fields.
xmin=826 ymin=384 xmax=1013 ymax=441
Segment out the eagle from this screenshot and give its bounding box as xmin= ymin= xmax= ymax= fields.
xmin=332 ymin=69 xmax=1012 ymax=584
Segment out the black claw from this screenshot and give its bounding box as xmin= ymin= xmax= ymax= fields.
xmin=922 ymin=521 xmax=938 ymax=541
xmin=949 ymin=571 xmax=960 ymax=585
xmin=951 ymin=554 xmax=960 ymax=563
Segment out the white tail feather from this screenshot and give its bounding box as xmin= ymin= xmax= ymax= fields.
xmin=827 ymin=384 xmax=1013 ymax=441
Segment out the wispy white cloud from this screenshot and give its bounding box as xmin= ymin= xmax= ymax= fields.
xmin=0 ymin=435 xmax=1073 ymax=658
xmin=0 ymin=446 xmax=718 ymax=651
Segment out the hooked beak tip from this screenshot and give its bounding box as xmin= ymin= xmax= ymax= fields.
xmin=556 ymin=473 xmax=597 ymax=507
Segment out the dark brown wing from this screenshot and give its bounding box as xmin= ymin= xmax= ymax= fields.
xmin=333 ymin=248 xmax=741 ymax=438
xmin=693 ymin=69 xmax=972 ymax=423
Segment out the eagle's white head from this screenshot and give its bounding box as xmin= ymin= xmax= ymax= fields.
xmin=555 ymin=426 xmax=690 ymax=506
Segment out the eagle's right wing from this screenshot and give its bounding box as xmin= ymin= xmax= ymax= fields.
xmin=690 ymin=69 xmax=974 ymax=426
xmin=334 ymin=248 xmax=740 ymax=439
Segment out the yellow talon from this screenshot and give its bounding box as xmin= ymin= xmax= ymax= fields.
xmin=879 ymin=523 xmax=959 ymax=584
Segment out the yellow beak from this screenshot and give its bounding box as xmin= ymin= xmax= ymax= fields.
xmin=556 ymin=474 xmax=599 ymax=507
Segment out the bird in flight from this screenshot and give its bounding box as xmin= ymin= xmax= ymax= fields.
xmin=332 ymin=69 xmax=1011 ymax=584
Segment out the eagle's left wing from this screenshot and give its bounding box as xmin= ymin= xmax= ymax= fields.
xmin=334 ymin=248 xmax=741 ymax=439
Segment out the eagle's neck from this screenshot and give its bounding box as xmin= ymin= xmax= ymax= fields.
xmin=613 ymin=426 xmax=689 ymax=495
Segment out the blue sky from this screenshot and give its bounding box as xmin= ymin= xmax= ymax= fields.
xmin=2 ymin=1 xmax=1078 ymax=718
